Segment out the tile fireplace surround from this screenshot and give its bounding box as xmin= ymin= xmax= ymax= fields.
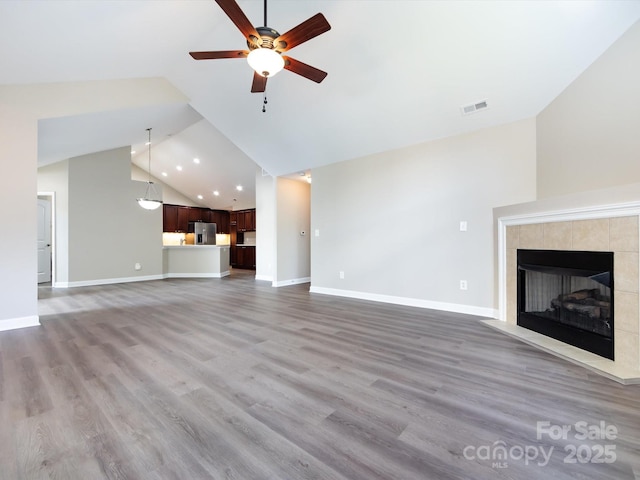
xmin=490 ymin=202 xmax=640 ymax=384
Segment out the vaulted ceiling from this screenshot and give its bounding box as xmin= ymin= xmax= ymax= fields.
xmin=2 ymin=1 xmax=639 ymax=209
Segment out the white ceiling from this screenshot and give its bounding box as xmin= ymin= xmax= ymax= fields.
xmin=2 ymin=1 xmax=640 ymax=208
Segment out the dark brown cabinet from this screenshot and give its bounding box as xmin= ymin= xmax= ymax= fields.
xmin=163 ymin=204 xmax=179 ymax=232
xmin=210 ymin=210 xmax=230 ymax=234
xmin=160 ymin=205 xmax=191 ymax=232
xmin=188 ymin=207 xmax=210 ymax=223
xmin=219 ymin=212 xmax=230 ymax=233
xmin=235 ymin=245 xmax=255 ymax=269
xmin=163 ymin=204 xmax=231 ymax=233
xmin=230 ymin=209 xmax=256 ymax=269
xmin=236 ymin=211 xmax=246 ymax=231
xmin=244 ymin=210 xmax=255 ymax=231
xmin=235 ymin=209 xmax=256 ymax=232
xmin=177 ymin=207 xmax=190 ymax=232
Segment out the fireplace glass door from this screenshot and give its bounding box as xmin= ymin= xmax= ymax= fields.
xmin=517 ymin=249 xmax=614 ymax=360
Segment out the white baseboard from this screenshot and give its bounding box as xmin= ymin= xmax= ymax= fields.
xmin=163 ymin=271 xmax=230 ymax=278
xmin=56 ymin=274 xmax=164 ymax=288
xmin=273 ymin=277 xmax=311 ymax=288
xmin=255 ymin=274 xmax=273 ymax=282
xmin=309 ymin=286 xmax=498 ymax=318
xmin=0 ymin=315 xmax=40 ymax=332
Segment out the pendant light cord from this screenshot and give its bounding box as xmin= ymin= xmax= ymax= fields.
xmin=264 ymin=0 xmax=267 ymax=27
xmin=147 ymin=128 xmax=152 ymax=184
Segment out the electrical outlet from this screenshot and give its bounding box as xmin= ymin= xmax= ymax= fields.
xmin=135 ymin=263 xmax=142 ymax=271
xmin=339 ymin=271 xmax=345 ymax=279
xmin=460 ymin=280 xmax=467 ymax=290
xmin=315 ymin=229 xmax=320 ymax=237
xmin=460 ymin=221 xmax=467 ymax=232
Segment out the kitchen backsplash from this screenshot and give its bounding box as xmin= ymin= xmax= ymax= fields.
xmin=241 ymin=231 xmax=256 ymax=245
xmin=162 ymin=232 xmax=230 ymax=246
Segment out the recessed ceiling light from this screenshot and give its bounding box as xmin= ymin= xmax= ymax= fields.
xmin=213 ymin=190 xmax=220 ymax=196
xmin=197 ymin=194 xmax=203 ymax=200
xmin=236 ymin=185 xmax=243 ymax=191
xmin=193 ymin=158 xmax=200 ymax=164
xmin=161 ymin=172 xmax=168 ymax=177
xmin=176 ymin=166 xmax=183 ymax=171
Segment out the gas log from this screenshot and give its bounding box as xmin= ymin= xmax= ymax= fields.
xmin=550 ymin=289 xmax=611 ymax=320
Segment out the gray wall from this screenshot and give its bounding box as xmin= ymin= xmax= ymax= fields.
xmin=311 ymin=119 xmax=537 ymax=315
xmin=39 ymin=146 xmax=163 ymax=286
xmin=255 ymin=174 xmax=310 ymax=286
xmin=537 ymin=20 xmax=640 ymax=198
xmin=274 ymin=178 xmax=310 ymax=285
xmin=0 ymin=110 xmax=38 ymax=329
xmin=255 ymin=171 xmax=276 ymax=282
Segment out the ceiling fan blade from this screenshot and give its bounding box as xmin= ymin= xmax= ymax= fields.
xmin=283 ymin=56 xmax=328 ymax=83
xmin=189 ymin=50 xmax=248 ymax=60
xmin=251 ymin=72 xmax=267 ymax=93
xmin=274 ymin=13 xmax=331 ymax=52
xmin=215 ymin=0 xmax=260 ymax=45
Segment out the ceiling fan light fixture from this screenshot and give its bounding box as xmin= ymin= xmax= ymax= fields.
xmin=247 ymin=48 xmax=284 ymax=77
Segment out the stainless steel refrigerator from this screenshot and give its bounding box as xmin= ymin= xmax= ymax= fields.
xmin=191 ymin=222 xmax=217 ymax=245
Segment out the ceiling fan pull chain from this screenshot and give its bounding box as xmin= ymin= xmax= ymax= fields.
xmin=262 ymin=92 xmax=268 ymax=113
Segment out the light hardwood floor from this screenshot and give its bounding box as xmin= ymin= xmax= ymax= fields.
xmin=1 ymin=270 xmax=639 ymax=479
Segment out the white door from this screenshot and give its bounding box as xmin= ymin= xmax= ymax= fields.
xmin=37 ymin=198 xmax=52 ymax=283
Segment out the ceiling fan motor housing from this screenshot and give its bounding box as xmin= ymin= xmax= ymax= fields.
xmin=248 ymin=26 xmax=285 ymax=51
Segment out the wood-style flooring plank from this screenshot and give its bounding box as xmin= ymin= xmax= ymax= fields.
xmin=0 ymin=270 xmax=634 ymax=479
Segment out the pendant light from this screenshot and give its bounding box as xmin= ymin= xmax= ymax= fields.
xmin=137 ymin=127 xmax=162 ymax=210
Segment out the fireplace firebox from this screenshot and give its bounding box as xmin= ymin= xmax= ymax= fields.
xmin=517 ymin=249 xmax=614 ymax=360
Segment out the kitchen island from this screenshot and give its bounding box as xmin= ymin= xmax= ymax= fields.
xmin=162 ymin=245 xmax=230 ymax=278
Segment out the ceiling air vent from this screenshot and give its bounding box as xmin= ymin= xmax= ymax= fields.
xmin=461 ymin=100 xmax=489 ymax=116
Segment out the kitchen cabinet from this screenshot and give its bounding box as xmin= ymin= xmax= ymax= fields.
xmin=163 ymin=204 xmax=191 ymax=232
xmin=236 ymin=211 xmax=246 ymax=231
xmin=219 ymin=212 xmax=230 ymax=233
xmin=244 ymin=210 xmax=255 ymax=231
xmin=164 ymin=205 xmax=231 ymax=233
xmin=163 ymin=204 xmax=179 ymax=232
xmin=210 ymin=210 xmax=230 ymax=234
xmin=235 ymin=209 xmax=256 ymax=232
xmin=230 ymin=209 xmax=255 ymax=267
xmin=177 ymin=207 xmax=190 ymax=232
xmin=188 ymin=207 xmax=210 ymax=223
xmin=234 ymin=245 xmax=255 ymax=269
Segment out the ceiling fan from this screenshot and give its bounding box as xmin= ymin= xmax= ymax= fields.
xmin=189 ymin=0 xmax=331 ymax=94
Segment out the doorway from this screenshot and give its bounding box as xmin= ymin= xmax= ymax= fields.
xmin=37 ymin=193 xmax=54 ymax=284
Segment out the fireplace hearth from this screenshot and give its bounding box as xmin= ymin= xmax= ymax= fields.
xmin=517 ymin=249 xmax=614 ymax=360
